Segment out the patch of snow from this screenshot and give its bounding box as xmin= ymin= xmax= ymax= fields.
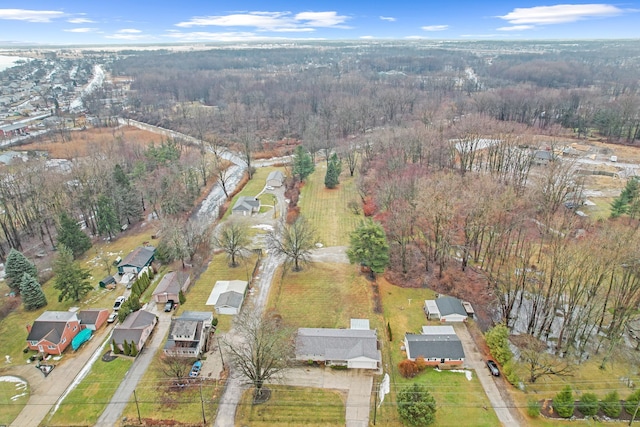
xmin=251 ymin=224 xmax=274 ymax=231
xmin=0 ymin=376 xmax=28 ymax=401
xmin=435 ymin=368 xmax=473 ymax=381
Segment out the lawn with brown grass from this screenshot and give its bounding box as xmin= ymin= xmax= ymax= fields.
xmin=235 ymin=385 xmax=346 ymax=426
xmin=298 ymin=165 xmax=362 ymax=247
xmin=19 ymin=126 xmax=163 ymax=158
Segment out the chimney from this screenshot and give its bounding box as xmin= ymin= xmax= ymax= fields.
xmin=26 ymin=324 xmax=32 ymax=333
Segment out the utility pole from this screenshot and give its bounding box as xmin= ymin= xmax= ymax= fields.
xmin=217 ymin=336 xmax=225 ymax=368
xmin=200 ymin=380 xmax=207 ymax=424
xmin=133 ymin=389 xmax=141 ymax=424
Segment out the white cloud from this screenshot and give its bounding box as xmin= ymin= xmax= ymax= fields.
xmin=175 ymin=10 xmax=349 ymax=32
xmin=105 ymin=33 xmax=150 ymax=40
xmin=360 ymin=35 xmax=375 ymax=39
xmin=499 ymin=4 xmax=623 ymax=25
xmin=406 ymin=35 xmax=427 ymax=39
xmin=63 ymin=27 xmax=96 ymax=33
xmin=166 ymin=30 xmax=281 ymax=42
xmin=497 ymin=25 xmax=535 ymax=31
xmin=117 ymin=28 xmax=142 ymax=34
xmin=68 ymin=17 xmax=94 ymax=24
xmin=422 ymin=25 xmax=449 ymax=31
xmin=380 ymin=16 xmax=396 ymax=22
xmin=0 ymin=8 xmax=64 ymax=23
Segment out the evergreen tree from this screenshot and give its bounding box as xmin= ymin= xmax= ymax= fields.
xmin=553 ymin=385 xmax=574 ymax=418
xmin=611 ymin=177 xmax=639 ymax=218
xmin=123 ymin=340 xmax=131 ymax=356
xmin=112 ymin=164 xmax=143 ymax=225
xmin=129 ymin=342 xmax=138 ymax=357
xmin=179 ymin=290 xmax=186 ymax=305
xmin=20 ymin=273 xmax=47 ymax=311
xmin=346 ymin=219 xmax=390 ymax=279
xmin=56 ymin=212 xmax=92 ymax=258
xmin=5 ymin=249 xmax=38 ymax=294
xmin=397 ymin=383 xmax=437 ymax=426
xmin=292 ymin=146 xmax=315 ymax=181
xmin=53 ymin=244 xmax=93 ymax=302
xmin=96 ymin=195 xmax=120 ymax=238
xmin=111 ymin=338 xmax=121 ymax=354
xmin=324 ymin=153 xmax=342 ymax=189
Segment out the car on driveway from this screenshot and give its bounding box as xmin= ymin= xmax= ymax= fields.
xmin=107 ymin=312 xmax=118 ymax=323
xmin=164 ymin=300 xmax=175 ymax=312
xmin=487 ymin=360 xmax=500 ymax=376
xmin=189 ymin=360 xmax=202 ymax=378
xmin=113 ymin=296 xmax=126 ymax=311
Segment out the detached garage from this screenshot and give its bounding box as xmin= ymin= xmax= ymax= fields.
xmin=206 ymin=280 xmax=249 ymax=315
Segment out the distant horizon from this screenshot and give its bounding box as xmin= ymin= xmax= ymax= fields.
xmin=0 ymin=2 xmax=639 ymax=45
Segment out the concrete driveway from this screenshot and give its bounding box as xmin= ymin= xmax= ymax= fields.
xmin=454 ymin=323 xmax=523 ymax=426
xmin=273 ymin=367 xmax=373 ymax=427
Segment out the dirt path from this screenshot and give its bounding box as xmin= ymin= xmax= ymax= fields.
xmin=8 ymin=322 xmax=115 ymax=427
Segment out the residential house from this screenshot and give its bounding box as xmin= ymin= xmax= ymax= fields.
xmin=207 ymin=280 xmax=249 ymax=315
xmin=152 ymin=271 xmax=191 ymax=304
xmin=533 ymin=150 xmax=554 ymax=166
xmin=266 ymin=170 xmax=285 ymax=187
xmin=231 ymin=196 xmax=260 ymax=216
xmin=77 ymin=308 xmax=110 ymax=331
xmin=111 ymin=310 xmax=157 ymax=354
xmin=26 ymin=311 xmax=81 ymax=355
xmin=404 ymin=325 xmax=465 ymax=365
xmin=117 ymin=246 xmax=155 ymax=275
xmin=424 ymin=296 xmax=469 ymax=322
xmin=295 ymin=320 xmax=382 ymax=369
xmin=163 ymin=311 xmax=213 ymax=357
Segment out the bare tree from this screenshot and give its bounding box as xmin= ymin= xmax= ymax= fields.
xmin=267 ymin=216 xmax=317 ymax=272
xmin=518 ymin=335 xmax=574 ymax=383
xmin=161 ymin=354 xmax=192 ymax=385
xmin=213 ymin=220 xmax=250 ymax=267
xmin=224 ymin=310 xmax=295 ymax=399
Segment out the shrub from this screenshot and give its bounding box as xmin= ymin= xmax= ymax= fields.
xmin=212 ymin=317 xmax=219 ymax=327
xmin=122 ymin=340 xmax=130 ymax=356
xmin=387 ymin=322 xmax=392 ymax=341
xmin=578 ymin=393 xmax=599 ymax=416
xmin=485 ymin=324 xmax=512 ymax=365
xmin=415 ymin=357 xmax=428 ymax=371
xmin=112 ymin=339 xmax=121 ymax=355
xmin=527 ymin=399 xmax=541 ymax=418
xmin=502 ymin=360 xmax=520 ymax=386
xmin=179 ymin=290 xmax=186 ymax=305
xmin=625 ymin=389 xmax=640 ymax=415
xmin=553 ymin=385 xmax=574 ymax=418
xmin=398 ymin=359 xmax=419 ymax=378
xmin=601 ymin=390 xmax=622 ymax=418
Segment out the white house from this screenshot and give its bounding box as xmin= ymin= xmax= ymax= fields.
xmin=206 ymin=280 xmax=249 ymax=315
xmin=266 ymin=170 xmax=285 ymax=187
xmin=424 ymin=296 xmax=468 ymax=322
xmin=404 ymin=325 xmax=465 ymax=366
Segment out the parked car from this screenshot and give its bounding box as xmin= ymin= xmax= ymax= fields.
xmin=487 ymin=360 xmax=500 ymax=376
xmin=164 ymin=300 xmax=175 ymax=312
xmin=266 ymin=185 xmax=274 ymax=190
xmin=189 ymin=360 xmax=202 ymax=378
xmin=107 ymin=312 xmax=118 ymax=323
xmin=113 ymin=296 xmax=126 ymax=311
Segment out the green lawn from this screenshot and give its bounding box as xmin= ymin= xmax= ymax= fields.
xmin=121 ymin=349 xmax=222 ymax=424
xmin=268 ymin=262 xmax=377 ymax=329
xmin=222 ymin=166 xmax=281 ymax=221
xmin=298 ymin=165 xmax=362 ymax=247
xmin=179 ymin=251 xmax=259 ymax=333
xmin=376 ymin=278 xmax=500 ymax=426
xmin=47 ymin=356 xmax=133 ymax=426
xmin=235 ymin=385 xmax=346 ymax=426
xmin=0 ymin=377 xmax=29 ymax=425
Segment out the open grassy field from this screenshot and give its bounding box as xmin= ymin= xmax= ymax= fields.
xmin=122 ymin=352 xmax=222 ymax=425
xmin=46 ymin=356 xmax=133 ymax=426
xmin=268 ymin=262 xmax=378 ymax=329
xmin=235 ymin=385 xmax=346 ymax=426
xmin=19 ymin=126 xmax=164 ymax=158
xmin=298 ymin=165 xmax=362 ymax=247
xmin=0 ymin=377 xmax=28 ymax=425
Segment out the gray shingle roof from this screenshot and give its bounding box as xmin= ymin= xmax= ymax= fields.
xmin=77 ymin=309 xmax=106 ymax=325
xmin=27 ymin=312 xmax=77 ymax=343
xmin=112 ymin=310 xmax=156 ymax=345
xmin=215 ymin=291 xmax=244 ymax=309
xmin=118 ymin=246 xmax=155 ymax=269
xmin=296 ymin=328 xmax=380 ymax=362
xmin=232 ymin=196 xmax=260 ymax=212
xmin=435 ymin=297 xmax=467 ymax=317
xmin=152 ymin=271 xmax=188 ymax=297
xmin=405 ymin=333 xmax=465 ymax=360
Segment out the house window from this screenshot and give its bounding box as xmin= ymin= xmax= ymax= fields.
xmin=61 ymin=337 xmax=66 ymax=344
xmin=73 ymin=325 xmax=78 ymax=331
xmin=48 ymin=345 xmax=56 ymax=350
xmin=29 ymin=341 xmax=38 ymax=346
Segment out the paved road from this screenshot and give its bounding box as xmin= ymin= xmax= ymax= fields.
xmin=455 ymin=323 xmax=522 ymax=427
xmin=9 ymin=322 xmax=115 ymax=427
xmin=96 ymin=302 xmax=172 ymax=426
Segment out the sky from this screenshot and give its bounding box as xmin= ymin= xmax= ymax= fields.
xmin=0 ymin=1 xmax=639 ymax=45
